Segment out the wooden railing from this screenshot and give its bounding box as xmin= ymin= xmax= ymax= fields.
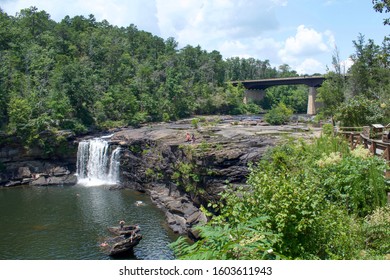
xmin=337 ymin=128 xmax=390 ymax=200
xmin=337 ymin=128 xmax=390 ymax=162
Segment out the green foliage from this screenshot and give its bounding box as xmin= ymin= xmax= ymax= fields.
xmin=162 ymin=112 xmax=170 ymax=122
xmin=264 ymin=102 xmax=293 ymax=125
xmin=315 ymin=147 xmax=388 ymax=217
xmin=171 ymin=161 xmax=202 ymax=199
xmin=244 ymin=142 xmax=362 ymax=259
xmin=317 ymin=71 xmax=345 ymax=117
xmin=363 ymin=205 xmax=390 ymax=256
xmin=262 ymin=85 xmax=307 ymax=113
xmin=373 ymin=0 xmax=390 ymax=25
xmin=224 ymin=83 xmax=247 ymax=115
xmin=334 ymin=96 xmax=385 ymax=126
xmin=348 ymin=34 xmax=390 ymax=100
xmin=171 ymin=217 xmax=281 ymax=260
xmin=130 ymin=112 xmax=149 ymax=127
xmin=173 ymin=135 xmax=389 ymax=260
xmin=321 ymin=123 xmax=334 ymax=136
xmin=224 ymin=57 xmax=277 ymax=81
xmin=244 ymin=102 xmax=262 ymax=114
xmin=7 ymin=96 xmax=31 ymax=138
xmin=191 ymin=118 xmax=200 ymax=129
xmin=321 ymin=34 xmax=390 ymax=126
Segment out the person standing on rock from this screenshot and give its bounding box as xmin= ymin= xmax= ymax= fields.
xmin=119 ymin=220 xmax=125 ymax=230
xmin=191 ymin=133 xmax=196 ymax=143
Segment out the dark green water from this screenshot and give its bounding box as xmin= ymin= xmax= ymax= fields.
xmin=0 ymin=184 xmax=177 ymax=260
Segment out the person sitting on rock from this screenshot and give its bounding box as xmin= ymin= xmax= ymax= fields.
xmin=185 ymin=132 xmax=191 ymax=142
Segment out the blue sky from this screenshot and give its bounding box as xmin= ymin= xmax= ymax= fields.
xmin=0 ymin=0 xmax=388 ymax=74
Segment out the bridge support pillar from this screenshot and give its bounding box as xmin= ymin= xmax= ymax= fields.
xmin=307 ymin=87 xmax=320 ymax=115
xmin=243 ymin=89 xmax=265 ymax=104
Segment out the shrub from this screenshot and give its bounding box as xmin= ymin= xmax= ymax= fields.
xmin=191 ymin=118 xmax=200 ymax=129
xmin=245 ymin=102 xmax=262 ymax=114
xmin=264 ymin=102 xmax=293 ymax=125
xmin=334 ymin=96 xmax=385 ymax=127
xmin=171 ymin=217 xmax=281 ymax=260
xmin=130 ymin=111 xmax=149 ymax=127
xmin=321 ymin=123 xmax=334 ymax=136
xmin=245 ymin=157 xmax=361 ymax=259
xmin=172 ymin=135 xmax=388 ymax=260
xmin=363 ymin=205 xmax=390 ymax=257
xmin=316 ymin=150 xmax=388 ymax=217
xmin=162 ymin=112 xmax=170 ymax=122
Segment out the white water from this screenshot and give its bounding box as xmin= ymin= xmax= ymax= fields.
xmin=76 ymin=138 xmax=121 ymax=186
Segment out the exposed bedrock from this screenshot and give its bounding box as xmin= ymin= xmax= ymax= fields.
xmin=0 ymin=135 xmax=77 ymax=187
xmin=109 ymin=117 xmax=311 ymax=237
xmin=1 ymin=116 xmax=318 ymax=238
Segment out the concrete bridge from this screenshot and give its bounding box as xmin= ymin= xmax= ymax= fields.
xmin=231 ymin=76 xmax=326 ymax=115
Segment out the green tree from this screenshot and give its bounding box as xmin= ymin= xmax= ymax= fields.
xmin=317 ymin=47 xmax=346 ymax=118
xmin=0 ymin=6 xmax=329 ymax=148
xmin=334 ymin=95 xmax=385 ymax=127
xmin=373 ymin=0 xmax=390 ymax=25
xmin=264 ymin=102 xmax=293 ymax=125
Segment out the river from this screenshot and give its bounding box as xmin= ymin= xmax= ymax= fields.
xmin=0 ymin=184 xmax=177 ymax=260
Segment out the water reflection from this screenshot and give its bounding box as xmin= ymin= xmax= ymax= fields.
xmin=0 ymin=185 xmax=177 ymax=260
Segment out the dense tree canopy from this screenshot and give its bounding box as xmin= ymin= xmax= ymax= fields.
xmin=2 ymin=5 xmax=389 ymax=144
xmin=0 ymin=6 xmax=306 ymax=150
xmin=317 ymin=31 xmax=390 ymax=125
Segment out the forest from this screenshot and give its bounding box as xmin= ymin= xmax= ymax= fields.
xmin=1 ymin=2 xmax=390 ymax=260
xmin=0 ymin=6 xmax=306 ymax=152
xmin=1 ymin=6 xmax=390 ymax=151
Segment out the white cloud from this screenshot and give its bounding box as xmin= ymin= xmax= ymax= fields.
xmin=1 ymin=0 xmax=334 ymax=74
xmin=279 ymin=25 xmax=331 ymax=58
xmin=272 ymin=0 xmax=288 ymax=6
xmin=278 ymin=25 xmax=335 ymax=73
xmin=1 ymin=0 xmax=160 ymax=33
xmin=295 ymin=58 xmax=323 ymax=74
xmin=335 ymin=57 xmax=354 ymax=74
xmin=219 ymin=36 xmax=282 ymax=63
xmin=156 ymin=0 xmax=283 ymax=48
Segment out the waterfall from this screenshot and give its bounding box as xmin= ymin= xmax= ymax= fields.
xmin=76 ymin=137 xmax=121 ymax=186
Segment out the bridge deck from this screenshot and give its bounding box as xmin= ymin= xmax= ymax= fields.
xmin=231 ymin=76 xmax=326 ymax=90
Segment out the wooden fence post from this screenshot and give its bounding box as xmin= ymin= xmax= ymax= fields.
xmin=383 ymin=147 xmax=390 ymax=161
xmin=370 ymin=141 xmax=377 ymax=155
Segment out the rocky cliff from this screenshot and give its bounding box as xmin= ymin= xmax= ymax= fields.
xmin=0 ymin=116 xmax=318 ymax=239
xmin=110 ymin=116 xmax=317 ymax=238
xmin=0 ymin=134 xmax=78 ymax=187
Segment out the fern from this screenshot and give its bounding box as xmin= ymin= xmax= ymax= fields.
xmin=171 ymin=217 xmax=282 ymax=260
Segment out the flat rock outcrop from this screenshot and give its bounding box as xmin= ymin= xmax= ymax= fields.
xmin=110 ymin=116 xmax=319 ymax=236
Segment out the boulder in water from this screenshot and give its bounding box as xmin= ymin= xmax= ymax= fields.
xmin=102 ymin=224 xmax=142 ymax=258
xmin=107 ymin=234 xmax=142 ymax=257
